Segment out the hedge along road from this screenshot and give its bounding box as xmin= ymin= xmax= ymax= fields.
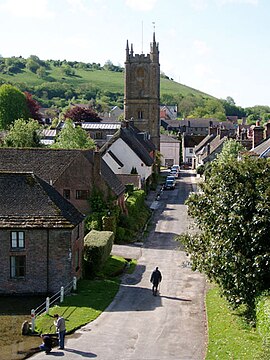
xmin=32 ymin=170 xmax=207 ymax=360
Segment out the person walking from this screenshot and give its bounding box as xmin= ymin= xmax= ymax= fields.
xmin=53 ymin=314 xmax=66 ymax=350
xmin=150 ymin=267 xmax=162 ymax=295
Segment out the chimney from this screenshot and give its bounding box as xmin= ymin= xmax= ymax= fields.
xmin=265 ymin=121 xmax=270 ymax=139
xmin=252 ymin=123 xmax=264 ymax=148
xmin=219 ymin=128 xmax=229 ymax=139
xmin=208 ymin=126 xmax=218 ymax=136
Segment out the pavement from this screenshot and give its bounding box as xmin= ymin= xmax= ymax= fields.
xmin=32 ymin=170 xmax=206 ymax=360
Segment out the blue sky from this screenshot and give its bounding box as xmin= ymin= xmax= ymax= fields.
xmin=0 ymin=0 xmax=268 ymax=108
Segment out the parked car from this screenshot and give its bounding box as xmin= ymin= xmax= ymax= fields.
xmin=171 ymin=164 xmax=180 ymax=172
xmin=170 ymin=169 xmax=179 ymax=178
xmin=164 ymin=179 xmax=175 ymax=190
xmin=166 ymin=175 xmax=176 ymax=182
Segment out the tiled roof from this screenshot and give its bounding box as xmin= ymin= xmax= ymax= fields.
xmin=100 ymin=159 xmax=125 ymax=196
xmin=251 ymin=137 xmax=270 ymax=157
xmin=82 ymin=123 xmax=121 ymax=130
xmin=0 ymin=148 xmax=94 ymax=184
xmin=194 ymin=134 xmax=214 ymax=154
xmin=160 ymin=134 xmax=180 ymax=143
xmin=100 ymin=125 xmax=154 ymax=167
xmin=183 ymin=135 xmax=206 ymax=147
xmin=120 ymin=127 xmax=154 ymax=166
xmin=0 ymin=172 xmax=84 ymax=228
xmin=201 ymin=136 xmax=227 ymax=161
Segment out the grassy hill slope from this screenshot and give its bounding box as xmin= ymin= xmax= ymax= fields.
xmin=0 ymin=65 xmax=212 ymax=99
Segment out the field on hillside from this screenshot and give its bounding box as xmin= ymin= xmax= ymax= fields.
xmin=0 ymin=65 xmax=211 ymax=98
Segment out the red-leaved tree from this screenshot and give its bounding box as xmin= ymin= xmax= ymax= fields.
xmin=64 ymin=105 xmax=101 ymax=122
xmin=24 ymin=92 xmax=42 ymax=122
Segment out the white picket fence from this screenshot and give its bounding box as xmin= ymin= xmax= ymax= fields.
xmin=30 ymin=276 xmax=77 ymax=332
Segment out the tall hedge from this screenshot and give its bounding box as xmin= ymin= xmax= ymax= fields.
xmin=84 ymin=230 xmax=114 ymax=277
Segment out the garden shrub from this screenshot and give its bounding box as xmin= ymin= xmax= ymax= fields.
xmin=83 ymin=230 xmax=114 ymax=278
xmin=256 ymin=293 xmax=270 ymax=348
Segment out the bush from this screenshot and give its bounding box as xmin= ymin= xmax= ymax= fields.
xmin=83 ymin=230 xmax=114 ymax=278
xmin=256 ymin=293 xmax=270 ymax=348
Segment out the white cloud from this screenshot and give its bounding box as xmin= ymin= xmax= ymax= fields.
xmin=0 ymin=0 xmax=54 ymax=19
xmin=65 ymin=35 xmax=91 ymax=50
xmin=125 ymin=0 xmax=157 ymax=11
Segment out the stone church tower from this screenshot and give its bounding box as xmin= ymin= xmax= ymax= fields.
xmin=124 ymin=33 xmax=160 ymax=150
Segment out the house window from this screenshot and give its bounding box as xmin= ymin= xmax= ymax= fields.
xmin=76 ymin=190 xmax=89 ymax=200
xmin=138 ymin=111 xmax=143 ymax=119
xmin=10 ymin=256 xmax=26 ymax=278
xmin=95 ymin=132 xmax=103 ymax=140
xmin=189 ymin=148 xmax=193 ymax=154
xmin=63 ymin=189 xmax=71 ymax=199
xmin=11 ymin=231 xmax=25 ymax=249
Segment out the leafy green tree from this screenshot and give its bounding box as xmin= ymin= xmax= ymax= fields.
xmin=215 ymin=139 xmax=245 ymax=165
xmin=51 ymin=119 xmax=95 ymax=149
xmin=3 ymin=118 xmax=41 ymax=147
xmin=61 ymin=65 xmax=75 ymax=76
xmin=0 ymin=84 xmax=29 ymax=129
xmin=183 ymin=156 xmax=270 ymax=312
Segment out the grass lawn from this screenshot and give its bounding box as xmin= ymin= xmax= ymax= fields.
xmin=35 ymin=255 xmax=136 ymax=335
xmin=206 ymin=284 xmax=267 ymax=360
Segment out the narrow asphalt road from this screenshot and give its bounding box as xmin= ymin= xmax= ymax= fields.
xmin=32 ymin=170 xmax=207 ymax=360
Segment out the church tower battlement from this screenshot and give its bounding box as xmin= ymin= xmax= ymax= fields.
xmin=124 ymin=32 xmax=160 ymax=150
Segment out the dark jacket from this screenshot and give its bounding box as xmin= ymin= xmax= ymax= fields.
xmin=150 ymin=269 xmax=162 ymax=286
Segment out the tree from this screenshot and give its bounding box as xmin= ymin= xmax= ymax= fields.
xmin=64 ymin=105 xmax=101 ymax=122
xmin=215 ymin=139 xmax=245 ymax=165
xmin=0 ymin=84 xmax=29 ymax=129
xmin=51 ymin=119 xmax=95 ymax=149
xmin=3 ymin=118 xmax=41 ymax=147
xmin=24 ymin=92 xmax=41 ymax=122
xmin=182 ymin=156 xmax=270 ymax=312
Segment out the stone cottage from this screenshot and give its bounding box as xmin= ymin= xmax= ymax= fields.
xmin=0 ymin=171 xmax=85 ymax=295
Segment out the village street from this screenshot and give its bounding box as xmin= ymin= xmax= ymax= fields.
xmin=32 ymin=170 xmax=207 ymax=360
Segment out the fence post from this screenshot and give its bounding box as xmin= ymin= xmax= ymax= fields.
xmin=73 ymin=276 xmax=77 ymax=291
xmin=60 ymin=286 xmax=64 ymax=303
xmin=31 ymin=309 xmax=35 ymax=333
xmin=46 ymin=297 xmax=50 ymax=314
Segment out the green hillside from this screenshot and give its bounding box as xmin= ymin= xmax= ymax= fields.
xmin=0 ymin=57 xmax=212 ymax=110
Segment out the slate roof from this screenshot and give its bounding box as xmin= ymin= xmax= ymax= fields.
xmin=82 ymin=123 xmax=121 ymax=130
xmin=160 ymin=134 xmax=180 ymax=143
xmin=194 ymin=134 xmax=215 ymax=154
xmin=100 ymin=159 xmax=125 ymax=196
xmin=0 ymin=148 xmax=94 ymax=185
xmin=183 ymin=135 xmax=206 ymax=147
xmin=0 ymin=172 xmax=84 ymax=228
xmin=201 ymin=136 xmax=228 ymax=162
xmin=251 ymin=137 xmax=270 ymax=158
xmin=100 ymin=125 xmax=154 ymax=167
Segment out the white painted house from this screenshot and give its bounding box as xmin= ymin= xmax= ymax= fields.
xmin=100 ymin=122 xmax=155 ymax=185
xmin=160 ymin=134 xmax=180 ymax=167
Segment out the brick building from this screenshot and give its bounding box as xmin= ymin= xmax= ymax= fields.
xmin=0 ymin=148 xmax=125 ymax=214
xmin=0 ymin=172 xmax=84 ymax=295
